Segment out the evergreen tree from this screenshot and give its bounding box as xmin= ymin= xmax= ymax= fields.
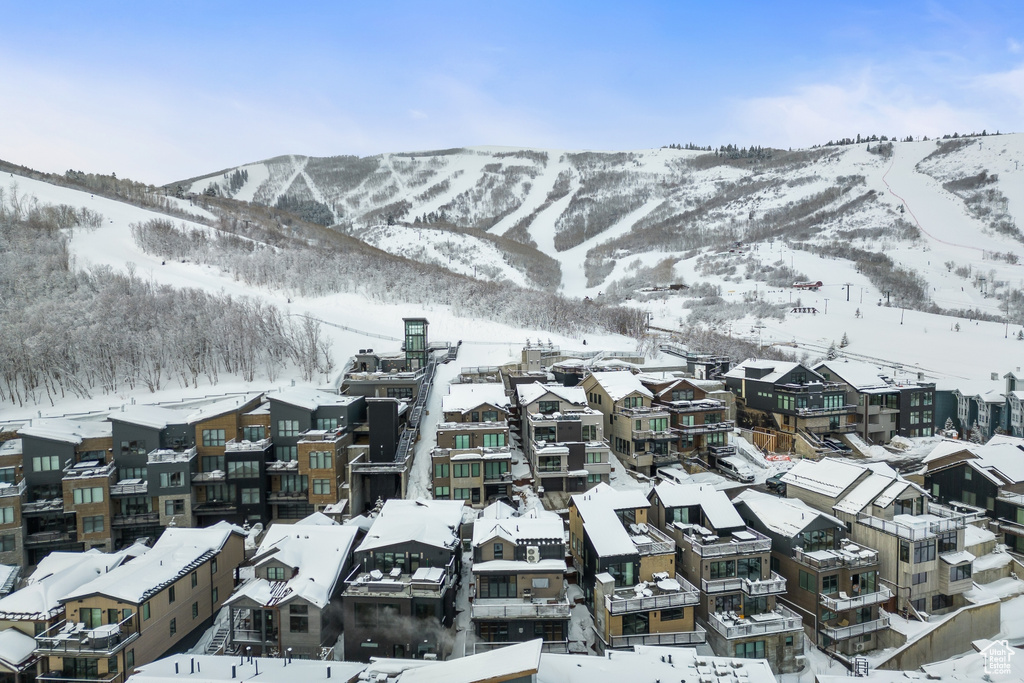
xmin=840 ymin=332 xmax=849 ymax=348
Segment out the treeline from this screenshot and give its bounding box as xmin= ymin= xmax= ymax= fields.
xmin=0 ymin=202 xmax=334 ymax=407
xmin=129 ymin=218 xmax=647 ymax=339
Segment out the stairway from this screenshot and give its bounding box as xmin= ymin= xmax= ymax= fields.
xmin=205 ymin=626 xmax=229 ymax=655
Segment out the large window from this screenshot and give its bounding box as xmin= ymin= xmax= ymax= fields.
xmin=671 ymin=388 xmax=694 ymax=401
xmin=480 ymin=575 xmax=516 ymax=598
xmin=621 ymin=613 xmax=649 ymax=635
xmin=538 ymin=400 xmax=559 ymax=414
xmin=433 ymin=486 xmax=450 ymax=499
xmin=290 ymin=604 xmax=308 ymax=633
xmin=799 ymin=528 xmax=834 ymax=552
xmin=160 ymin=472 xmax=183 ymax=488
xmin=481 ymin=410 xmax=498 ymax=422
xmin=454 ymin=434 xmax=471 ymax=449
xmin=386 ymin=387 xmax=413 ymax=399
xmin=484 ymin=461 xmax=508 ymax=480
xmin=799 ymin=570 xmax=815 ymax=592
xmin=453 ymin=463 xmax=473 ymax=478
xmin=650 ymin=417 xmax=668 ymax=432
xmin=73 ymin=487 xmax=104 ymax=505
xmin=482 ymin=433 xmax=505 ymax=448
xmin=240 ymin=488 xmax=260 ymax=504
xmin=709 ymin=560 xmax=736 ymax=579
xmin=309 ymin=451 xmax=333 ymax=469
xmin=0 ymin=468 xmax=14 ymax=485
xmin=822 ymin=574 xmax=838 ymax=594
xmin=228 ymin=460 xmax=260 ymax=478
xmin=607 ymin=561 xmax=635 ymax=587
xmin=202 ymin=429 xmax=226 ymax=447
xmin=312 ymin=479 xmax=331 ymax=495
xmin=33 ymin=455 xmax=60 ymax=471
xmin=434 ymin=463 xmax=449 ymax=479
xmin=82 ymin=515 xmax=104 ymax=534
xmin=315 ymin=418 xmax=337 ymax=431
xmin=277 ymin=446 xmax=298 ymax=461
xmin=164 ymin=499 xmax=185 ymax=516
xmin=950 ymin=564 xmax=972 ymax=582
xmin=735 ymin=641 xmax=766 ymax=660
xmin=454 ymin=488 xmax=473 ymax=501
xmin=120 ymin=440 xmax=147 ymax=457
xmin=243 ymin=425 xmax=266 ymax=441
xmin=913 ymin=540 xmax=936 ymax=564
xmin=736 ymin=557 xmax=761 ymax=580
xmin=937 ymin=531 xmax=957 ymax=554
xmin=277 ymin=420 xmax=300 ymax=437
xmin=202 ymin=456 xmax=224 ymax=473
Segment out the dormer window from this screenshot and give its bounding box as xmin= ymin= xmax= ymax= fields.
xmin=267 ymin=566 xmax=286 ymax=581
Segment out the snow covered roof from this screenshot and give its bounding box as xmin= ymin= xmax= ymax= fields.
xmin=228 ymin=517 xmax=359 ymax=609
xmin=185 ymin=393 xmax=263 ymax=423
xmin=0 ymin=547 xmax=138 ymax=620
xmin=516 ymin=382 xmax=587 ymax=409
xmin=107 ymin=405 xmax=188 ymax=430
xmin=815 ymin=359 xmax=895 ymax=391
xmin=294 ymin=511 xmax=339 ymax=526
xmin=129 ymin=654 xmax=366 ymax=683
xmin=940 ymin=550 xmax=975 ymax=565
xmin=63 ymin=523 xmax=243 ymax=603
xmin=734 ymin=489 xmax=845 ymax=537
xmin=651 ymin=481 xmax=744 ymax=531
xmin=477 ymin=500 xmax=518 ymax=519
xmin=18 ymin=418 xmax=111 ymax=444
xmin=473 ymin=559 xmax=567 ymax=573
xmin=724 ymin=358 xmax=810 ymax=384
xmin=925 ymin=436 xmax=1024 ymax=484
xmin=588 ymin=371 xmax=652 ymax=402
xmin=571 ymin=484 xmax=651 ymax=558
xmin=267 ymin=388 xmax=357 ymax=412
xmin=399 ymin=638 xmax=542 ymax=683
xmin=537 ymin=644 xmax=775 ymax=683
xmin=0 ymin=628 xmax=37 ymax=670
xmin=356 ymin=499 xmax=464 ymax=553
xmin=472 ymin=514 xmax=564 ymax=547
xmin=441 ymin=383 xmax=509 ymax=414
xmin=781 ymin=458 xmax=867 ymax=499
xmin=0 ymin=439 xmax=22 ymax=457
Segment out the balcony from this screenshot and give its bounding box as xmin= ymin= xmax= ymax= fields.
xmin=605 ymin=574 xmax=699 ymax=614
xmin=111 ymin=511 xmax=158 ymax=528
xmin=665 ymin=399 xmax=726 ymax=414
xmin=793 ymin=404 xmax=858 ymax=417
xmin=628 ymin=523 xmax=674 ymax=556
xmin=929 ymin=501 xmax=988 ymax=524
xmin=821 ymin=614 xmax=890 ymax=641
xmin=193 ymin=501 xmax=238 ymax=514
xmin=632 ymin=428 xmax=677 ymax=441
xmin=701 ymin=577 xmax=743 ymax=594
xmin=38 ymin=671 xmax=122 ymax=683
xmin=673 ymin=421 xmax=735 ymax=435
xmin=607 ymin=625 xmax=707 ymax=649
xmin=0 ymin=479 xmax=26 ymax=498
xmin=225 ymin=437 xmax=272 ymax=452
xmin=820 ymin=586 xmax=892 ymax=612
xmin=741 ymin=571 xmax=787 ymax=596
xmin=683 ymin=527 xmax=771 ymax=558
xmin=25 ymin=530 xmax=76 ymax=546
xmin=22 ymin=498 xmax=65 ymax=515
xmin=472 ymin=597 xmax=572 ymax=620
xmin=63 ymin=461 xmax=115 ymax=481
xmin=36 ymin=615 xmax=139 ymax=656
xmin=267 ymin=490 xmax=307 ymax=503
xmin=793 ymin=543 xmax=879 ymax=571
xmin=109 ymin=479 xmax=147 ymax=496
xmin=856 ymin=512 xmax=964 ymax=541
xmin=345 ymin=559 xmax=456 ymax=598
xmin=705 ymin=605 xmax=803 ymax=639
xmin=147 ymin=447 xmax=196 ymax=464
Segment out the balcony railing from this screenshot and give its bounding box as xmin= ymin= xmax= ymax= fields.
xmin=856 ymin=512 xmax=964 ymax=540
xmin=741 ymin=572 xmax=787 ymax=596
xmin=632 ymin=429 xmax=676 ymax=440
xmin=606 ymin=575 xmax=699 ymax=614
xmin=21 ymin=498 xmax=65 ymax=514
xmin=36 ymin=615 xmax=139 ymax=656
xmin=147 ymin=447 xmax=196 ymax=464
xmin=267 ymin=490 xmax=307 ymax=502
xmin=607 ymin=625 xmax=707 ymax=649
xmin=192 ymin=471 xmax=226 ymax=483
xmin=820 ymin=586 xmax=892 ymax=612
xmin=471 ymin=597 xmax=572 ymax=620
xmin=928 ymin=501 xmax=988 ymax=524
xmin=25 ymin=530 xmax=75 ymax=546
xmin=793 ymin=544 xmax=879 ymax=570
xmin=701 ymin=577 xmax=743 ymax=594
xmin=821 ymin=614 xmax=890 ymax=641
xmin=38 ymin=671 xmax=122 ymax=683
xmin=0 ymin=479 xmax=26 ymax=498
xmin=684 ymin=528 xmax=771 ymax=557
xmin=109 ymin=480 xmax=147 ymax=496
xmin=194 ymin=501 xmax=238 ymax=514
xmin=630 ymin=524 xmax=675 ymax=556
xmin=793 ymin=404 xmax=858 ymax=417
xmin=674 ymin=421 xmax=735 ymax=435
xmin=705 ymin=605 xmax=803 ymax=639
xmin=111 ymin=511 xmax=158 ymax=527
xmin=231 ymin=628 xmax=277 ymax=644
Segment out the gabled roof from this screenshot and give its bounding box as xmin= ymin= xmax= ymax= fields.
xmin=570 ymin=484 xmax=650 ymax=558
xmin=587 ymin=371 xmax=653 ymax=402
xmin=19 ymin=418 xmax=111 ymax=444
xmin=356 ymin=499 xmax=464 ymax=553
xmin=229 ymin=516 xmax=359 ymax=609
xmin=814 ymin=359 xmax=894 ymax=391
xmin=472 ymin=514 xmax=563 ymax=548
xmin=516 ymin=383 xmax=587 ymax=409
xmin=399 ymin=638 xmax=542 ymax=683
xmin=724 ymin=358 xmax=807 ymax=384
xmin=735 ymin=489 xmax=844 ymax=537
xmin=781 ymin=458 xmax=866 ymax=499
xmin=442 ymin=383 xmax=510 ymax=414
xmin=0 ymin=628 xmax=37 ymax=670
xmin=63 ymin=523 xmax=243 ymax=604
xmin=925 ymin=436 xmax=1024 ymax=485
xmin=651 ymin=481 xmax=744 ymax=531
xmin=185 ymin=393 xmax=264 ymax=423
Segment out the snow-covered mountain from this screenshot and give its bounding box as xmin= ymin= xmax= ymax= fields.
xmin=177 ymin=136 xmax=1024 ymax=318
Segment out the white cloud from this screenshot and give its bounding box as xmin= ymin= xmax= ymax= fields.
xmin=1009 ymin=38 xmax=1022 ymax=54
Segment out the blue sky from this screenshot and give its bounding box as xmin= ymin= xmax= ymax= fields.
xmin=1 ymin=1 xmax=1022 ymax=184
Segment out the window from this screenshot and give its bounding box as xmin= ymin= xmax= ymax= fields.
xmin=735 ymin=641 xmax=766 ymax=659
xmin=0 ymin=507 xmax=13 ymax=525
xmin=290 ymin=604 xmax=308 ymax=633
xmin=202 ymin=456 xmax=224 ymax=473
xmin=453 ymin=463 xmax=470 ymax=478
xmin=277 ymin=446 xmax=298 ymax=461
xmin=932 ymin=593 xmax=952 ymax=610
xmin=607 ymin=561 xmax=635 ymax=587
xmin=678 ymin=414 xmax=695 ymax=427
xmin=309 ymin=451 xmax=333 ymax=469
xmin=434 ymin=486 xmax=450 ymax=499
xmin=964 ymin=467 xmax=973 ymax=481
xmin=73 ymin=487 xmax=104 ymax=505
xmin=913 ymin=540 xmax=936 ymax=564
xmin=169 ymin=618 xmax=176 ymax=637
xmin=937 ymin=531 xmax=957 ymax=554
xmin=108 ymin=657 xmax=118 ymax=674
xmin=911 ymin=392 xmax=921 ymax=407
xmin=127 ymin=649 xmax=134 ymax=670
xmin=582 ymin=424 xmax=597 ymax=441
xmin=744 ymin=595 xmax=769 ymax=615
xmin=312 ymin=479 xmax=331 ymax=495
xmin=621 ymin=613 xmax=649 ymax=635
xmin=0 ymin=535 xmax=14 ymax=552
xmin=950 ymin=564 xmax=972 ymax=582
xmin=912 ymin=571 xmax=928 ymax=585
xmin=709 ymin=560 xmax=736 ymax=579
xmin=241 ymin=488 xmax=260 ymax=504
xmin=481 ymin=410 xmax=498 ymax=422
xmin=228 ymin=460 xmax=260 ymax=478
xmin=82 ymin=515 xmax=104 ymax=534
xmin=482 ymin=433 xmax=505 ymax=447
xmin=586 ymin=451 xmax=603 ymax=463
xmin=212 ymin=587 xmax=218 ymax=603
xmin=267 ymin=567 xmax=285 ymax=581
xmin=192 ymin=602 xmax=199 ymax=619
xmin=471 ymin=463 xmax=480 ymax=478
xmin=277 ymin=420 xmax=300 ymax=437
xmin=822 ymin=574 xmax=838 ymax=595
xmin=159 ymin=472 xmax=183 ymax=488
xmin=484 ymin=460 xmax=508 ymax=480
xmin=212 ymin=558 xmax=218 ymax=574
xmin=715 ymin=594 xmax=742 ymax=613
xmin=202 ymin=429 xmax=226 ymax=447
xmin=386 ymin=387 xmax=413 ymax=399
xmin=0 ymin=467 xmax=15 ymax=485
xmin=142 ymin=602 xmax=150 ymax=620
xmin=169 ymin=586 xmax=176 ymax=603
xmin=434 ymin=463 xmax=449 ymax=479
xmin=799 ymin=528 xmax=835 ymax=552
xmin=315 ymin=417 xmax=337 ymax=431
xmin=120 ymin=440 xmax=147 ymax=457
xmin=799 ymin=570 xmax=815 ymax=592
xmin=191 ymin=571 xmax=198 ymax=588
xmin=32 ymin=455 xmax=61 ymax=471
xmin=650 ymin=417 xmax=668 ymax=432
xmin=493 ymin=542 xmax=503 ymax=560
xmin=454 ymin=488 xmax=472 ymax=501
xmin=243 ymin=425 xmax=266 ymax=441
xmin=164 ymin=499 xmax=185 ymax=516
xmin=661 ymin=607 xmax=684 ymax=621
xmin=671 ymin=388 xmax=695 ymax=401
xmin=453 ymin=434 xmax=471 ymax=449
xmin=538 ymin=400 xmax=559 ymax=414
